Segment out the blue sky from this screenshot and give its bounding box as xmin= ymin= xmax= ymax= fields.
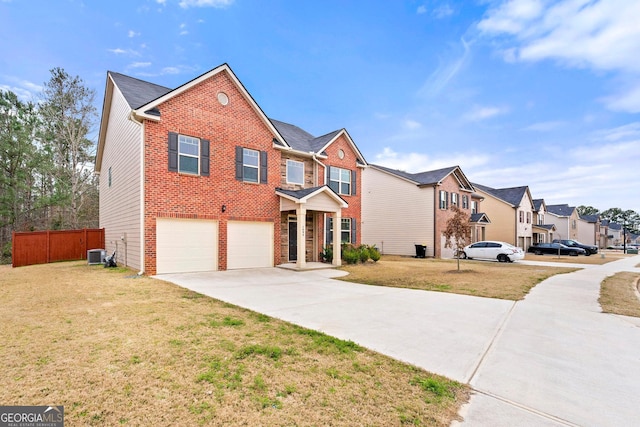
xmin=1 ymin=0 xmax=639 ymax=213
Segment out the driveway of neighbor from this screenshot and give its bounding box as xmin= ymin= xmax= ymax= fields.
xmin=156 ymin=255 xmax=640 ymax=426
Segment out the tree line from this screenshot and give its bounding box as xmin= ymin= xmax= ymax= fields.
xmin=0 ymin=68 xmax=98 ymax=263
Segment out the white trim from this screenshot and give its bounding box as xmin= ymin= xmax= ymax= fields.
xmin=275 ymin=187 xmax=348 ymax=208
xmin=316 ymin=129 xmax=367 ymax=166
xmin=140 ymin=120 xmax=146 ymax=274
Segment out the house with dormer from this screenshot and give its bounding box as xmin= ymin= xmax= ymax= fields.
xmin=95 ymin=64 xmax=367 ymax=275
xmin=362 ymin=164 xmax=483 ymax=258
xmin=472 ymin=184 xmax=535 ymax=249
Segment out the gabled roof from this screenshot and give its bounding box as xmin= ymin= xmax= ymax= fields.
xmin=473 ymin=183 xmax=532 ymax=207
xmin=533 ymin=198 xmax=546 ymax=212
xmin=275 ymin=185 xmax=348 ymax=208
xmin=608 ymin=222 xmax=622 ymax=231
xmin=371 ymin=164 xmax=475 ymax=191
xmin=533 ymin=224 xmax=557 ymax=231
xmin=109 ymin=71 xmax=171 ymax=110
xmin=470 ymin=213 xmax=491 ymax=223
xmin=580 ymin=214 xmax=600 ymax=223
xmin=546 ymin=204 xmax=575 ymax=217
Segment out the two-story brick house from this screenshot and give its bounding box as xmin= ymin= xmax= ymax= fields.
xmin=95 ymin=64 xmax=366 ymax=275
xmin=361 ymin=164 xmax=478 ymax=258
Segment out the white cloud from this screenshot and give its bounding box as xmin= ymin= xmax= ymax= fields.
xmin=602 ymin=83 xmax=640 ymax=113
xmin=373 ymin=147 xmax=490 ymax=173
xmin=522 ymin=120 xmax=565 ymax=131
xmin=463 ymin=105 xmax=509 ymax=121
xmin=179 ymin=0 xmax=234 ymax=8
xmin=156 ymin=0 xmax=166 ymax=4
xmin=403 ymin=119 xmax=422 ymax=130
xmin=128 ymin=62 xmax=151 ymax=68
xmin=433 ymin=4 xmax=454 ymax=19
xmin=477 ymin=0 xmax=640 ymax=113
xmin=417 ymin=5 xmax=427 ymax=14
xmin=419 ymin=37 xmax=470 ymax=97
xmin=128 ymin=30 xmax=140 ymax=38
xmin=107 ymin=48 xmax=139 ymax=56
xmin=0 ymin=84 xmax=34 ymax=100
xmin=593 ymin=122 xmax=640 ymax=141
xmin=0 ymin=76 xmax=43 ymax=100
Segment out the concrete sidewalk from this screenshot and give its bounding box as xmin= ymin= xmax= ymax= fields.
xmin=457 ymin=255 xmax=640 ymax=426
xmin=156 ymin=255 xmax=640 ymax=426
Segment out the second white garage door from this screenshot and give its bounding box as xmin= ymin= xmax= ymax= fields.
xmin=227 ymin=221 xmax=274 ymax=269
xmin=156 ymin=218 xmax=218 ymax=274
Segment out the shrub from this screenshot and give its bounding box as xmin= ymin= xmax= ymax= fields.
xmin=320 ymin=246 xmax=333 ymax=263
xmin=357 ymin=245 xmax=370 ymax=263
xmin=342 ymin=244 xmax=360 ymax=265
xmin=368 ymin=245 xmax=381 ymax=262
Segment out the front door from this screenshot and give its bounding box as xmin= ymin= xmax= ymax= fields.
xmin=288 ymin=219 xmax=297 ymax=261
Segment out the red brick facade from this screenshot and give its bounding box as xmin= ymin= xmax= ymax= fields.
xmin=433 ymin=175 xmax=474 ymax=258
xmin=137 ymin=68 xmax=363 ymax=274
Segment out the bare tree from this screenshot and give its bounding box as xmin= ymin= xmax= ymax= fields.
xmin=443 ymin=205 xmax=471 ymax=271
xmin=39 ymin=68 xmax=97 ymax=229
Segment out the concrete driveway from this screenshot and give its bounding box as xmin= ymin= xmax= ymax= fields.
xmin=156 ymin=255 xmax=640 ymax=426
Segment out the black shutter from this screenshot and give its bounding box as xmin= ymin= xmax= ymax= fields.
xmin=168 ymin=132 xmax=178 ymax=172
xmin=260 ymin=150 xmax=268 ymax=184
xmin=326 ymin=216 xmax=332 ymax=245
xmin=351 ymin=218 xmax=356 ymax=244
xmin=200 ymin=139 xmax=210 ymax=176
xmin=351 ymin=170 xmax=357 ymax=195
xmin=235 ymin=146 xmax=243 ymax=181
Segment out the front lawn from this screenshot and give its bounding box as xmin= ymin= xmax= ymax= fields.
xmin=599 ymin=271 xmax=640 ymax=317
xmin=339 ymin=256 xmax=577 ymax=300
xmin=0 ymin=262 xmax=469 ymax=426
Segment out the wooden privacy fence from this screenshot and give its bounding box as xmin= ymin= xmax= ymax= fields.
xmin=12 ymin=228 xmax=105 ymax=268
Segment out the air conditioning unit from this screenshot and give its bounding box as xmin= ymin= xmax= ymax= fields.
xmin=87 ymin=249 xmax=106 ymax=265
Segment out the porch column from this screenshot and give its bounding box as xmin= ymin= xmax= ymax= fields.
xmin=332 ymin=210 xmax=342 ymax=267
xmin=296 ymin=206 xmax=306 ymax=269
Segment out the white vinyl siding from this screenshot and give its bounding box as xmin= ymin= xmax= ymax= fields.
xmin=99 ymin=85 xmax=142 ymax=270
xmin=361 ymin=167 xmax=434 ymax=257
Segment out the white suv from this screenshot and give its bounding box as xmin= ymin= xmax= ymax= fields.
xmin=461 ymin=241 xmax=525 ymax=263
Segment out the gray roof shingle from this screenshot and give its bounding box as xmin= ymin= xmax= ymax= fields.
xmin=473 ymin=183 xmax=529 ymax=206
xmin=546 ymin=204 xmax=575 ymax=216
xmin=372 ymin=164 xmax=458 ymax=185
xmin=109 ymin=71 xmax=172 ymax=110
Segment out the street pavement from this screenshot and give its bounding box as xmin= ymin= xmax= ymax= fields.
xmin=156 ymin=255 xmax=640 ymax=426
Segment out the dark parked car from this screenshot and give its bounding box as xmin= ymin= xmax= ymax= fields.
xmin=528 ymin=242 xmax=586 ymax=256
xmin=552 ymin=239 xmax=598 ymax=256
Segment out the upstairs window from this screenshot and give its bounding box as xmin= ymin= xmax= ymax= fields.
xmin=526 ymin=212 xmax=532 ymax=224
xmin=168 ymin=132 xmax=209 ymax=176
xmin=328 ymin=166 xmax=355 ymax=195
xmin=451 ymin=193 xmax=459 ymax=207
xmin=179 ymin=135 xmax=200 ymax=174
xmin=471 ymin=201 xmax=478 ymax=214
xmin=242 ymin=148 xmax=259 ymax=183
xmin=519 ymin=211 xmax=524 ymax=223
xmin=439 ymin=190 xmax=448 ymax=210
xmin=235 ymin=146 xmax=267 ymax=184
xmin=462 ymin=195 xmax=469 ymax=209
xmin=286 ymin=160 xmax=304 ymax=185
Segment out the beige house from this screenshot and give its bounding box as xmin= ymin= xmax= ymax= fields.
xmin=546 ymin=204 xmax=580 ymax=241
xmin=578 ymin=214 xmax=602 ymax=247
xmin=362 ymin=164 xmax=478 ymax=258
xmin=532 ymin=199 xmax=556 ymax=243
xmin=472 ymin=184 xmax=535 ymax=250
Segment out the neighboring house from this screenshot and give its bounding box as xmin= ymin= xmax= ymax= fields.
xmin=471 ymin=184 xmax=535 ymax=249
xmin=578 ymin=214 xmax=601 ymax=246
xmin=604 ymin=221 xmax=623 ymax=247
xmin=95 ymin=64 xmax=367 ymax=275
xmin=546 ymin=204 xmax=581 ymax=242
xmin=361 ymin=164 xmax=478 ymax=258
xmin=532 ymin=199 xmax=556 ymax=243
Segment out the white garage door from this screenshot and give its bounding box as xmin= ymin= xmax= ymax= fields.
xmin=227 ymin=221 xmax=274 ymax=269
xmin=156 ymin=218 xmax=218 ymax=274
